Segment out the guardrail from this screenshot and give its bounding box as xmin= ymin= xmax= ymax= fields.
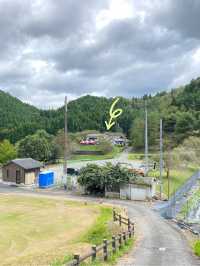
xmin=66 ymin=209 xmax=135 ymax=265
xmin=173 ymin=218 xmax=200 ymax=236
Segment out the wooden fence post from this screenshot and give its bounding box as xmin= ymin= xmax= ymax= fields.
xmin=74 ymin=254 xmax=80 ymax=265
xmin=103 ymin=239 xmax=108 ymax=261
xmin=92 ymin=245 xmax=97 ymax=261
xmin=112 ymin=236 xmax=116 ymax=253
xmin=123 ymin=231 xmax=127 ymax=244
xmin=119 ymin=215 xmax=122 ymax=226
xmin=129 ymin=229 xmax=132 ymax=238
xmin=113 ymin=209 xmax=116 ymax=221
xmin=118 ymin=233 xmax=122 ymax=249
xmin=66 ymin=212 xmax=135 ymax=266
xmin=128 ymin=218 xmax=131 ymax=231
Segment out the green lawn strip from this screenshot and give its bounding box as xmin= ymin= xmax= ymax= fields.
xmin=77 ymin=145 xmax=101 ymax=151
xmin=70 ymin=147 xmax=123 ymax=161
xmin=194 ymin=240 xmax=200 ymax=257
xmin=52 ymin=255 xmax=73 ymax=266
xmin=81 ymin=207 xmax=113 ymax=245
xmin=128 ymin=153 xmax=159 ymax=161
xmin=70 ymin=154 xmax=111 ymax=161
xmin=148 ymin=167 xmax=197 ymax=197
xmin=80 ymin=238 xmax=135 ymax=266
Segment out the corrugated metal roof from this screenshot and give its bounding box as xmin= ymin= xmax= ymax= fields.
xmin=11 ymin=158 xmax=43 ymax=170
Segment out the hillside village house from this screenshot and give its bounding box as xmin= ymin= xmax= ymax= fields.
xmin=2 ymin=158 xmax=43 ymax=185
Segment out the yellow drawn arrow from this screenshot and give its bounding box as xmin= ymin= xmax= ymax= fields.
xmin=105 ymin=98 xmax=123 ymax=130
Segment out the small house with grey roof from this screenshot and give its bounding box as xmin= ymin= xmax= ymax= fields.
xmin=2 ymin=158 xmax=43 ymax=185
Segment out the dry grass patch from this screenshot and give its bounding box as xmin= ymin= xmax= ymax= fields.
xmin=0 ymin=195 xmax=101 ymax=266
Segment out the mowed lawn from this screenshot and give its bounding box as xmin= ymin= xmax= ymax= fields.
xmin=0 ymin=195 xmax=110 ymax=266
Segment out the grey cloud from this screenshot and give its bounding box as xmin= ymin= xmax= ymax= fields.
xmin=0 ymin=1 xmax=30 ymax=58
xmin=0 ymin=0 xmax=199 ymax=108
xmin=150 ymin=0 xmax=200 ymax=39
xmin=49 ymin=16 xmax=197 ymax=79
xmin=23 ymin=0 xmax=109 ymax=38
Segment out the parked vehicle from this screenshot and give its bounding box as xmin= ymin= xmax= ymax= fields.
xmin=80 ymin=139 xmax=97 ymax=145
xmin=67 ymin=168 xmax=79 ymax=175
xmin=113 ymin=137 xmax=126 ymax=146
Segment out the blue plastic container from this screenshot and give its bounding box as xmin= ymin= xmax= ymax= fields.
xmin=39 ymin=171 xmax=54 ymax=188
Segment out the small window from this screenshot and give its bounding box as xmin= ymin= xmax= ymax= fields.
xmin=7 ymin=169 xmax=9 ymax=178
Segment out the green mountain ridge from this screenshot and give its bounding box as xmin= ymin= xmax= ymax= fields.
xmin=0 ymin=77 xmax=200 ymax=145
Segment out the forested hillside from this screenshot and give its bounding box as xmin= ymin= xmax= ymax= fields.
xmin=0 ymin=77 xmax=200 ymax=147
xmin=0 ymin=90 xmax=43 ymax=142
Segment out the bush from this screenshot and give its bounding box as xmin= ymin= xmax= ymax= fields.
xmin=78 ymin=163 xmax=131 ymax=195
xmin=104 ymin=163 xmax=130 ymax=192
xmin=78 ymin=164 xmax=105 ymax=195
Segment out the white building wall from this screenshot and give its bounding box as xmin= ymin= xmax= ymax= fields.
xmin=120 ymin=183 xmax=155 ymax=201
xmin=131 ymin=186 xmax=146 ymax=200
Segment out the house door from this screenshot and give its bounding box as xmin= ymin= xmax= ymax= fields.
xmin=25 ymin=172 xmax=35 ymax=185
xmin=16 ymin=170 xmax=21 ymax=184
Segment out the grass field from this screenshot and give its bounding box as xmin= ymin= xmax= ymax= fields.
xmin=77 ymin=145 xmax=101 ymax=151
xmin=149 ymin=167 xmax=197 ymax=197
xmin=0 ymin=195 xmax=115 ymax=266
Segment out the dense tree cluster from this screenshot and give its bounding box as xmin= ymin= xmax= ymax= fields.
xmin=0 ymin=77 xmax=200 ymax=150
xmin=17 ymin=130 xmax=61 ymax=162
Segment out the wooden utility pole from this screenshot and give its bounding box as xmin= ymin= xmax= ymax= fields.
xmin=159 ymin=119 xmax=163 ymax=199
xmin=144 ymin=100 xmax=148 ymax=175
xmin=63 ymin=96 xmax=68 ymax=189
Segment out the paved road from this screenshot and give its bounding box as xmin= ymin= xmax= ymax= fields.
xmin=0 ymin=185 xmax=199 ymax=266
xmin=116 ymin=201 xmax=200 ymax=266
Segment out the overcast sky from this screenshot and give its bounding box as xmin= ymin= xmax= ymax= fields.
xmin=0 ymin=0 xmax=200 ymax=108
